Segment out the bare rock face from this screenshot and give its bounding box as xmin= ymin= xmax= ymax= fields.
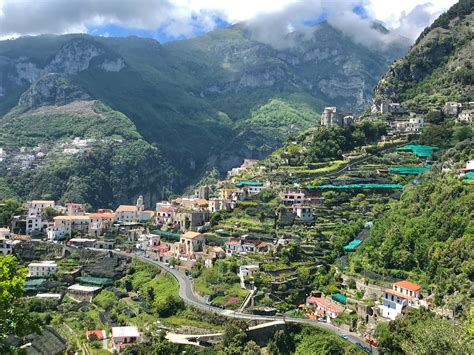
xmin=18 ymin=73 xmax=90 ymax=109
xmin=46 ymin=38 xmax=103 ymax=75
xmin=9 ymin=38 xmax=126 ymax=89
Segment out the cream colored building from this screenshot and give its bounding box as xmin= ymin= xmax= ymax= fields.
xmin=28 ymin=260 xmax=57 ymax=277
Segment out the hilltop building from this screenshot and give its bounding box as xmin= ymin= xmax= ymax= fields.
xmin=320 ymin=107 xmax=338 ymax=126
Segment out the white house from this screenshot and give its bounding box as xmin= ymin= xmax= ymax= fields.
xmin=292 ymin=205 xmax=314 ymax=222
xmin=48 ymin=215 xmax=90 ymax=240
xmin=111 ymin=326 xmax=141 ymax=351
xmin=26 ymin=200 xmax=55 ymax=235
xmin=0 ymin=236 xmax=13 ymax=255
xmin=0 ymin=227 xmax=10 ymax=238
xmin=28 ymin=261 xmax=57 ymax=277
xmin=115 ymin=205 xmax=138 ymax=222
xmin=239 ymin=264 xmax=259 ymax=288
xmin=409 ymin=116 xmax=424 ymax=132
xmin=380 ymin=280 xmax=422 ymax=320
xmin=458 ymin=109 xmax=473 ymax=123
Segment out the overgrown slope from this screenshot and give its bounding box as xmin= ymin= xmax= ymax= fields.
xmin=373 ymin=0 xmax=473 ymax=111
xmin=0 ymin=78 xmax=175 ymax=207
xmin=0 ymin=22 xmax=408 ymax=181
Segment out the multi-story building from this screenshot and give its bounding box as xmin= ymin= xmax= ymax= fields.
xmin=88 ymin=212 xmax=115 ymax=237
xmin=48 ymin=215 xmax=90 ymax=240
xmin=115 ymin=205 xmax=138 ymax=223
xmin=28 ymin=260 xmax=57 ymax=277
xmin=380 ymin=280 xmax=422 ymax=320
xmin=320 ymin=107 xmax=338 ymax=126
xmin=458 ymin=109 xmax=473 ymax=123
xmin=292 ymin=205 xmax=314 ymax=222
xmin=306 ymin=296 xmax=343 ymax=319
xmin=225 ymin=238 xmax=269 ymax=256
xmin=173 ymin=209 xmax=209 ymax=232
xmin=26 ymin=200 xmax=55 ymax=235
xmin=174 ymin=231 xmax=205 ymax=258
xmin=281 ymin=191 xmax=306 ymax=205
xmin=0 ymin=236 xmax=12 ymax=255
xmin=208 ymin=198 xmax=232 ymax=213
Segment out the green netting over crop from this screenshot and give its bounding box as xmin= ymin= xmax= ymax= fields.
xmin=25 ymin=278 xmax=46 ymax=290
xmin=306 ymin=183 xmax=403 ymax=190
xmin=236 ymin=180 xmax=264 ymax=187
xmin=396 ymin=145 xmax=439 ymax=157
xmin=77 ymin=276 xmax=112 ymax=286
xmin=463 ymin=171 xmax=474 ymax=183
xmin=151 ymin=230 xmax=181 ymax=238
xmin=344 ymin=239 xmax=362 ymax=251
xmin=388 ymin=166 xmax=431 ymax=175
xmin=332 ymin=293 xmax=347 ymax=304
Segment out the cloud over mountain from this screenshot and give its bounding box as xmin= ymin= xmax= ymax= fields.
xmin=0 ymin=0 xmax=457 ymax=43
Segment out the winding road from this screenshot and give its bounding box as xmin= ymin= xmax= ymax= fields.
xmin=133 ymin=254 xmax=377 ymax=354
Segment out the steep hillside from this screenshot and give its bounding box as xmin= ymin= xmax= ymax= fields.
xmin=350 ymin=141 xmax=473 ymax=311
xmin=0 ymin=75 xmax=175 ymax=208
xmin=373 ymin=0 xmax=474 ymax=110
xmin=0 ymin=22 xmax=408 ymax=181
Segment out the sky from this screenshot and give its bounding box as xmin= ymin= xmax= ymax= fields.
xmin=0 ymin=0 xmax=458 ymax=44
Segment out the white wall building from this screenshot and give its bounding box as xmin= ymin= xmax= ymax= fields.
xmin=381 ymin=280 xmax=422 ymax=320
xmin=292 ymin=205 xmax=314 ymax=222
xmin=111 ymin=326 xmax=141 ymax=351
xmin=0 ymin=236 xmax=13 ymax=255
xmin=28 ymin=261 xmax=57 ymax=277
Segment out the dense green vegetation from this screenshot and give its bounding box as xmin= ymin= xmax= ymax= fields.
xmin=267 ymin=120 xmax=386 ymax=166
xmin=267 ymin=325 xmax=363 ymax=354
xmin=0 ymin=100 xmax=175 ymax=207
xmin=375 ymin=308 xmax=470 ymax=354
xmin=0 ymin=22 xmax=407 ymax=189
xmin=350 ymin=141 xmax=473 ymax=312
xmin=373 ymin=0 xmax=473 ymax=110
xmin=0 ymin=255 xmax=40 ymax=352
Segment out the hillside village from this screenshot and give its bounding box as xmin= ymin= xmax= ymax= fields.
xmin=1 ymin=97 xmax=472 ymax=353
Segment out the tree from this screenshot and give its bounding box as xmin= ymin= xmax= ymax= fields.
xmin=218 ymin=319 xmax=248 ymax=354
xmin=0 ymin=198 xmax=24 ymax=227
xmin=0 ymin=255 xmax=40 ymax=351
xmin=42 ymin=206 xmax=61 ymax=221
xmin=243 ymin=340 xmax=261 ymax=355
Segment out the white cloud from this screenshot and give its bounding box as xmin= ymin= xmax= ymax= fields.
xmin=0 ymin=0 xmax=458 ymax=42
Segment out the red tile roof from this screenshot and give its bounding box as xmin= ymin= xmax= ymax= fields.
xmin=306 ymin=297 xmax=342 ymax=314
xmin=86 ymin=330 xmax=105 ymax=340
xmin=89 ymin=213 xmax=115 ymax=219
xmin=393 ymin=280 xmax=421 ymax=292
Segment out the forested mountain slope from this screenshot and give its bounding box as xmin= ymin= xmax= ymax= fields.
xmin=373 ymin=0 xmax=473 ymax=111
xmin=0 ymin=22 xmax=408 ymax=183
xmin=0 ymin=74 xmax=175 ymax=208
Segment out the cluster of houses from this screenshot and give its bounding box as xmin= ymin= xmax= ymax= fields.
xmin=443 ymin=101 xmax=473 ymax=123
xmin=19 ymin=196 xmax=155 ymax=240
xmin=303 ymin=279 xmax=425 ymax=324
